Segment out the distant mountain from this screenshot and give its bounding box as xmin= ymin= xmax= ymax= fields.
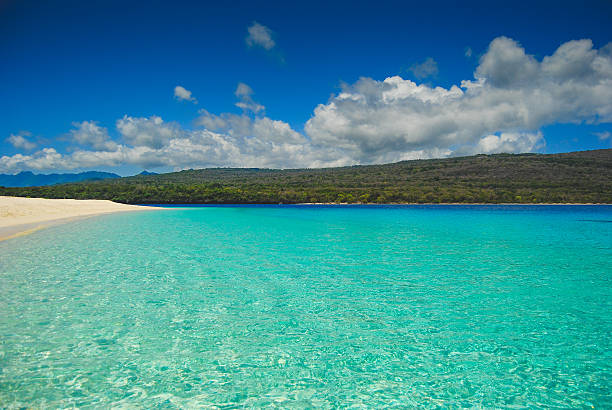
xmin=0 ymin=171 xmax=120 ymax=187
xmin=137 ymin=171 xmax=158 ymax=176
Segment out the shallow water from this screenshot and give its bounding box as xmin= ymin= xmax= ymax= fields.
xmin=1 ymin=205 xmax=611 ymax=407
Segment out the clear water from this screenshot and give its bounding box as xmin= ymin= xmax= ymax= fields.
xmin=1 ymin=205 xmax=611 ymax=408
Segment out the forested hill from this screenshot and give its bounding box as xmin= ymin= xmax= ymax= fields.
xmin=1 ymin=149 xmax=611 ymax=204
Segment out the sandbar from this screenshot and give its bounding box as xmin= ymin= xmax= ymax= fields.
xmin=0 ymin=196 xmax=161 ymax=241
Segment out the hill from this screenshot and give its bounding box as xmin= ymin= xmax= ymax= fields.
xmin=1 ymin=149 xmax=610 ymax=204
xmin=0 ymin=171 xmax=120 ymax=187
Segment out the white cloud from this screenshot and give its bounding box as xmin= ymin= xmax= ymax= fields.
xmin=0 ymin=148 xmax=64 ymax=172
xmin=69 ymin=121 xmax=118 ymax=151
xmin=196 ymin=110 xmax=253 ymax=136
xmin=305 ymin=36 xmax=612 ymax=163
xmin=409 ymin=57 xmax=438 ymax=79
xmin=174 ymin=85 xmax=197 ymax=103
xmin=475 ymin=37 xmax=539 ymax=88
xmin=465 ymin=47 xmax=473 ymax=58
xmin=594 ymin=131 xmax=610 ymax=140
xmin=252 ymin=117 xmax=305 ymax=144
xmin=193 ymin=110 xmax=335 ymax=168
xmin=116 ymin=115 xmax=182 ymax=149
xmin=465 ymin=132 xmax=544 ymax=155
xmin=234 ymin=82 xmax=265 ymax=113
xmin=6 ymin=132 xmax=36 ymax=151
xmin=1 ymin=121 xmax=335 ymax=173
xmin=235 ymin=82 xmax=253 ymax=98
xmin=2 ymin=36 xmax=612 ymax=174
xmin=0 ymin=107 xmax=351 ymax=173
xmin=245 ymin=22 xmax=275 ymax=50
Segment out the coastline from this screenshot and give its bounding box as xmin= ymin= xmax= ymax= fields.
xmin=295 ymin=202 xmax=609 ymax=205
xmin=2 ymin=197 xmax=608 ymax=241
xmin=0 ymin=196 xmax=162 ymax=242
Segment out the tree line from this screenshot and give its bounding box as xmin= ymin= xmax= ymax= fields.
xmin=1 ymin=150 xmax=610 ymax=204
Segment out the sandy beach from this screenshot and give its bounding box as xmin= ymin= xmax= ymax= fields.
xmin=0 ymin=196 xmax=160 ymax=241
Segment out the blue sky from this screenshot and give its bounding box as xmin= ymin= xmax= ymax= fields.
xmin=1 ymin=0 xmax=611 ymax=175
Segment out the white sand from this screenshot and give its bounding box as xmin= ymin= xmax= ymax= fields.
xmin=0 ymin=196 xmax=161 ymax=241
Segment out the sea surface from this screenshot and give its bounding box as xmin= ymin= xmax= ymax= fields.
xmin=1 ymin=205 xmax=611 ymax=407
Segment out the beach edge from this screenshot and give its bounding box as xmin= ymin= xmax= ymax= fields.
xmin=0 ymin=196 xmax=164 ymax=242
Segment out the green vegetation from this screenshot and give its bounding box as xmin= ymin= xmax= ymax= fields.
xmin=1 ymin=149 xmax=611 ymax=204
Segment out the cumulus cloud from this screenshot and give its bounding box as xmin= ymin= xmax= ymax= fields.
xmin=463 ymin=132 xmax=544 ymax=155
xmin=69 ymin=121 xmax=118 ymax=151
xmin=305 ymin=37 xmax=612 ymax=163
xmin=116 ymin=115 xmax=182 ymax=149
xmin=0 ymin=117 xmax=345 ymax=172
xmin=193 ymin=110 xmax=347 ymax=168
xmin=0 ymin=148 xmax=64 ymax=172
xmin=6 ymin=131 xmax=36 ymax=151
xmin=475 ymin=37 xmax=539 ymax=88
xmin=2 ymin=36 xmax=612 ymax=173
xmin=174 ymin=85 xmax=197 ymax=103
xmin=197 ymin=112 xmax=302 ymax=144
xmin=409 ymin=57 xmax=438 ymax=79
xmin=246 ymin=22 xmax=275 ymax=50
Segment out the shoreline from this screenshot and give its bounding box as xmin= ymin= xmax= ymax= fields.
xmin=295 ymin=202 xmax=609 ymax=205
xmin=147 ymin=202 xmax=610 ymax=206
xmin=2 ymin=197 xmax=609 ymax=241
xmin=0 ymin=196 xmax=163 ymax=242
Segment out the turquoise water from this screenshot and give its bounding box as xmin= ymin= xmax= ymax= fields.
xmin=1 ymin=205 xmax=611 ymax=407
